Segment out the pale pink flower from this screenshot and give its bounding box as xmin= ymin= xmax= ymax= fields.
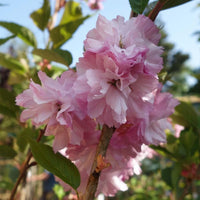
xmin=76 ymin=52 xmax=160 ymax=127
xmin=144 ymin=90 xmax=179 ymax=145
xmin=84 ymin=14 xmax=163 ymax=76
xmin=57 ymin=122 xmax=149 ymax=197
xmin=16 ymin=71 xmax=87 ymax=151
xmin=174 ymin=124 xmax=184 ymax=138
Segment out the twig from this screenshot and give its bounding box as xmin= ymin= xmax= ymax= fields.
xmin=82 ymin=125 xmax=115 ymax=200
xmin=148 ymin=0 xmax=167 ymax=21
xmin=9 ymin=127 xmax=46 ymax=200
xmin=129 ymin=10 xmax=138 ymax=18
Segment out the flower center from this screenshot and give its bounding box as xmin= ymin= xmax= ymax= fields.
xmin=108 ymin=79 xmax=121 ymax=88
xmin=56 ymin=101 xmax=62 ymax=111
xmin=119 ymin=35 xmax=124 ymax=49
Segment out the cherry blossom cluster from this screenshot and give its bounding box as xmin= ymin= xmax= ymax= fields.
xmin=16 ymin=14 xmax=179 ymax=196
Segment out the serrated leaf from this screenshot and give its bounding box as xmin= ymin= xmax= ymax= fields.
xmin=129 ymin=0 xmax=149 ymax=14
xmin=0 ymin=145 xmax=17 ymax=159
xmin=29 ymin=139 xmax=80 ymax=190
xmin=60 ymin=1 xmax=82 ymax=25
xmin=0 ymin=21 xmax=37 ymax=47
xmin=32 ymin=48 xmax=72 ymax=66
xmin=0 ymin=35 xmax=16 ymax=45
xmin=0 ymin=53 xmax=27 ymax=74
xmin=30 ymin=0 xmax=51 ymax=31
xmin=50 ymin=15 xmax=90 ymax=48
xmin=162 ymin=0 xmax=192 ymax=10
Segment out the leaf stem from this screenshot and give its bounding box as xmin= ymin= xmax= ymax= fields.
xmin=82 ymin=125 xmax=115 ymax=200
xmin=9 ymin=127 xmax=45 ymax=200
xmin=148 ymin=0 xmax=166 ymax=21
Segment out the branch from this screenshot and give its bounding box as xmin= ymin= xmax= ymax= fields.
xmin=9 ymin=127 xmax=45 ymax=200
xmin=82 ymin=125 xmax=115 ymax=200
xmin=148 ymin=0 xmax=166 ymax=21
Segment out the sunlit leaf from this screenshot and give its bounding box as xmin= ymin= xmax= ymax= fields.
xmin=0 ymin=53 xmax=27 ymax=74
xmin=0 ymin=35 xmax=16 ymax=45
xmin=50 ymin=15 xmax=90 ymax=48
xmin=171 ymin=101 xmax=198 ymax=128
xmin=129 ymin=0 xmax=149 ymax=14
xmin=32 ymin=48 xmax=72 ymax=66
xmin=0 ymin=145 xmax=17 ymax=159
xmin=30 ymin=0 xmax=51 ymax=31
xmin=0 ymin=21 xmax=37 ymax=47
xmin=29 ymin=139 xmax=80 ymax=190
xmin=60 ymin=1 xmax=82 ymax=25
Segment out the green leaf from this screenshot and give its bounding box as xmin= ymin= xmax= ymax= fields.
xmin=144 ymin=0 xmax=192 ymax=16
xmin=171 ymin=101 xmax=198 ymax=128
xmin=0 ymin=21 xmax=37 ymax=47
xmin=0 ymin=88 xmax=19 ymax=111
xmin=161 ymin=167 xmax=173 ymax=188
xmin=171 ymin=164 xmax=181 ymax=188
xmin=60 ymin=1 xmax=82 ymax=25
xmin=32 ymin=48 xmax=72 ymax=67
xmin=0 ymin=105 xmax=17 ymax=118
xmin=0 ymin=145 xmax=17 ymax=159
xmin=53 ymin=184 xmax=68 ymax=199
xmin=179 ymin=129 xmax=198 ymax=155
xmin=30 ymin=0 xmax=51 ymax=31
xmin=17 ymin=128 xmax=40 ymax=152
xmin=29 ymin=139 xmax=80 ymax=190
xmin=50 ymin=15 xmax=90 ymax=48
xmin=162 ymin=0 xmax=192 ymax=10
xmin=150 ymin=145 xmax=176 ymax=159
xmin=0 ymin=35 xmax=16 ymax=45
xmin=0 ymin=53 xmax=27 ymax=74
xmin=129 ymin=0 xmax=149 ymax=14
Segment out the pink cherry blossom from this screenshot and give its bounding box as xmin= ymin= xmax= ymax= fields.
xmin=174 ymin=124 xmax=184 ymax=138
xmin=143 ymin=89 xmax=179 ymax=145
xmin=76 ymin=51 xmax=160 ymax=127
xmin=16 ymin=70 xmax=88 ymax=151
xmin=84 ymin=14 xmax=163 ymax=76
xmin=56 ymin=126 xmax=147 ymax=197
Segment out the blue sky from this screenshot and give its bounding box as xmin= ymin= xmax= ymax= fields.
xmin=0 ymin=0 xmax=199 ymax=69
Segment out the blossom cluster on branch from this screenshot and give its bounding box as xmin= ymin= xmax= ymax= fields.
xmin=16 ymin=14 xmax=179 ymax=197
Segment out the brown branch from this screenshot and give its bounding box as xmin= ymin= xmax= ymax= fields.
xmin=148 ymin=0 xmax=166 ymax=21
xmin=82 ymin=125 xmax=115 ymax=200
xmin=129 ymin=10 xmax=138 ymax=18
xmin=9 ymin=127 xmax=46 ymax=200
